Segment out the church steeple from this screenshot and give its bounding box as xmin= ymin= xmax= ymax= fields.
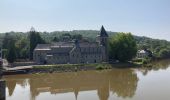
xmin=100 ymin=25 xmax=108 ymax=37
xmin=97 ymin=25 xmax=109 ymax=62
xmin=99 ymin=26 xmax=108 ymax=46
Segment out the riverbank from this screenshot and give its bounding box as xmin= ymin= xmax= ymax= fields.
xmin=31 ymin=58 xmax=169 ymax=74
xmin=2 ymin=62 xmax=141 ymax=75
xmin=30 ymin=62 xmax=140 ymax=74
xmin=4 ymin=59 xmax=169 ymax=75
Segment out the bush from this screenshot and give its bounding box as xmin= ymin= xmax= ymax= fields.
xmin=142 ymin=59 xmax=148 ymax=64
xmin=96 ymin=65 xmax=104 ymax=70
xmin=142 ymin=58 xmax=151 ymax=64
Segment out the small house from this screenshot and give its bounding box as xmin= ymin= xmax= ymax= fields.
xmin=136 ymin=50 xmax=149 ymax=58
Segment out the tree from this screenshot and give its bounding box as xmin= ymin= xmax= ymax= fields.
xmin=7 ymin=39 xmax=17 ymax=63
xmin=2 ymin=33 xmax=12 ymax=49
xmin=52 ymin=37 xmax=59 ymax=42
xmin=158 ymin=48 xmax=170 ymax=58
xmin=15 ymin=37 xmax=29 ymax=59
xmin=109 ymin=33 xmax=137 ymax=62
xmin=29 ymin=27 xmax=45 ymax=60
xmin=72 ymin=34 xmax=83 ymax=40
xmin=2 ymin=33 xmax=17 ymax=62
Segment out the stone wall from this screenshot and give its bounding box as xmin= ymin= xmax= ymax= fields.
xmin=0 ymin=80 xmax=5 ymax=100
xmin=0 ymin=64 xmax=5 ymax=100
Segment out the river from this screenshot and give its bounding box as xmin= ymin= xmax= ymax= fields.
xmin=3 ymin=59 xmax=170 ymax=100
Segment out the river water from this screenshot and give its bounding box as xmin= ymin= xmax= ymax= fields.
xmin=3 ymin=59 xmax=170 ymax=100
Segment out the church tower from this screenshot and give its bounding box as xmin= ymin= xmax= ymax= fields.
xmin=99 ymin=26 xmax=108 ymax=46
xmin=97 ymin=26 xmax=109 ymax=62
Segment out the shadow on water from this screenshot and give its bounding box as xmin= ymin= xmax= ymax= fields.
xmin=4 ymin=69 xmax=138 ymax=100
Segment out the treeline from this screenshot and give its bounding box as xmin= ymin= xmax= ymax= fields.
xmin=0 ymin=29 xmax=170 ymax=63
xmin=0 ymin=30 xmax=44 ymax=62
xmin=1 ymin=32 xmax=29 ymax=62
xmin=135 ymin=36 xmax=170 ymax=59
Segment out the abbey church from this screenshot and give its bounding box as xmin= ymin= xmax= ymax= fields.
xmin=33 ymin=26 xmax=109 ymax=64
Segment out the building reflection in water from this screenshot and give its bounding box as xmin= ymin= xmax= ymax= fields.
xmin=4 ymin=69 xmax=138 ymax=100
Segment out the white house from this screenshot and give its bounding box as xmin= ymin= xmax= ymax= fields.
xmin=136 ymin=50 xmax=149 ymax=58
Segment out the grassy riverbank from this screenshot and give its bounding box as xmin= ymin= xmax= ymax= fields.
xmin=3 ymin=59 xmax=170 ymax=75
xmin=31 ymin=62 xmax=141 ymax=73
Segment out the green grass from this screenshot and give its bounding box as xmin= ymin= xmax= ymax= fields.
xmin=33 ymin=63 xmax=104 ymax=69
xmin=33 ymin=62 xmax=140 ymax=71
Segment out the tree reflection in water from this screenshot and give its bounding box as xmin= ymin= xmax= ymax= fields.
xmin=4 ymin=69 xmax=138 ymax=100
xmin=140 ymin=59 xmax=170 ymax=76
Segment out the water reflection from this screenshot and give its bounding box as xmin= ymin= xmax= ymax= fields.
xmin=4 ymin=69 xmax=138 ymax=100
xmin=151 ymin=59 xmax=170 ymax=70
xmin=141 ymin=59 xmax=170 ymax=76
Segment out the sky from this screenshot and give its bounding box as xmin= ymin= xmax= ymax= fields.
xmin=0 ymin=0 xmax=170 ymax=40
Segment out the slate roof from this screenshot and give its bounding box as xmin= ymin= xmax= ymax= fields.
xmin=100 ymin=26 xmax=108 ymax=37
xmin=34 ymin=44 xmax=51 ymax=50
xmin=79 ymin=42 xmax=99 ymax=47
xmin=51 ymin=42 xmax=74 ymax=48
xmin=34 ymin=42 xmax=100 ymax=51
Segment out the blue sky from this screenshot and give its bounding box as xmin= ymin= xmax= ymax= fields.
xmin=0 ymin=0 xmax=170 ymax=40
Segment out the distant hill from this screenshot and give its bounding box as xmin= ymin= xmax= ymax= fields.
xmin=38 ymin=30 xmax=117 ymax=42
xmin=41 ymin=30 xmax=170 ymax=50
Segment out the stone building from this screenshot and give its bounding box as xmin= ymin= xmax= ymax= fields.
xmin=33 ymin=26 xmax=109 ymax=64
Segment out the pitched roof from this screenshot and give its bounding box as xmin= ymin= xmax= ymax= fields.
xmin=79 ymin=42 xmax=99 ymax=47
xmin=100 ymin=25 xmax=108 ymax=37
xmin=34 ymin=42 xmax=100 ymax=52
xmin=51 ymin=42 xmax=74 ymax=48
xmin=34 ymin=44 xmax=51 ymax=50
xmin=138 ymin=50 xmax=147 ymax=53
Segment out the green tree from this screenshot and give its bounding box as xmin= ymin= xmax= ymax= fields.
xmin=72 ymin=34 xmax=83 ymax=40
xmin=2 ymin=33 xmax=12 ymax=49
xmin=15 ymin=37 xmax=29 ymax=59
xmin=158 ymin=48 xmax=170 ymax=58
xmin=7 ymin=39 xmax=17 ymax=63
xmin=52 ymin=37 xmax=59 ymax=42
xmin=29 ymin=27 xmax=45 ymax=60
xmin=109 ymin=33 xmax=137 ymax=62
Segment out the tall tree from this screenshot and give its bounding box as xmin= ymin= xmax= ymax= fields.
xmin=7 ymin=39 xmax=17 ymax=63
xmin=109 ymin=33 xmax=137 ymax=62
xmin=2 ymin=33 xmax=12 ymax=49
xmin=52 ymin=37 xmax=59 ymax=42
xmin=29 ymin=27 xmax=45 ymax=60
xmin=72 ymin=34 xmax=83 ymax=40
xmin=15 ymin=37 xmax=29 ymax=59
